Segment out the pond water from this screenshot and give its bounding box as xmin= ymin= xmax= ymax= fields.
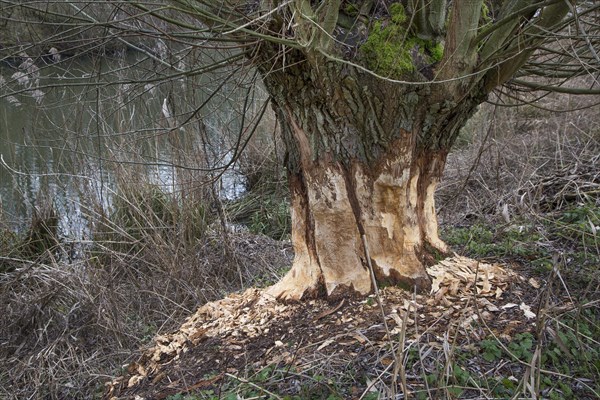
xmin=0 ymin=53 xmax=258 ymax=237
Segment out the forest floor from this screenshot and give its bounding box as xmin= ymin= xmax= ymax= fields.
xmin=106 ymin=255 xmax=598 ymax=400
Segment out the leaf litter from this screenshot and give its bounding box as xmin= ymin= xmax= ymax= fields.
xmin=105 ymin=255 xmax=550 ymax=399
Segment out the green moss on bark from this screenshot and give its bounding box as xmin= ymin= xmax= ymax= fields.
xmin=360 ymin=3 xmax=444 ymax=78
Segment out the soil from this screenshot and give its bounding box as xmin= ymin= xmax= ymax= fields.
xmin=104 ymin=256 xmax=577 ymax=400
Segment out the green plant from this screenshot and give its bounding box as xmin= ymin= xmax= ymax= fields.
xmin=362 ymin=393 xmax=379 ymax=400
xmin=507 ymin=332 xmax=534 ymax=362
xmin=446 ymin=363 xmax=470 ymax=397
xmin=490 ymin=377 xmax=517 ymax=397
xmin=360 ymin=3 xmax=443 ymax=77
xmin=166 ymin=393 xmax=204 ymax=400
xmin=544 ymin=310 xmax=600 ymax=375
xmin=554 ymin=202 xmax=599 ymax=244
xmin=248 ymin=196 xmax=290 ymax=239
xmin=442 ymin=222 xmax=552 ymax=264
xmin=228 ymin=165 xmax=291 ymax=240
xmin=480 ymin=338 xmax=502 ymax=362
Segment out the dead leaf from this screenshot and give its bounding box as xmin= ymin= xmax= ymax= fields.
xmin=128 ymin=375 xmax=144 ymax=388
xmin=186 ymin=373 xmax=223 ymax=390
xmin=460 ymin=314 xmax=479 ymax=328
xmin=351 ymin=332 xmax=367 ymax=344
xmin=381 ymin=357 xmax=394 ymax=366
xmin=151 ymin=372 xmax=166 ymax=384
xmin=519 ymin=303 xmax=536 ymax=319
xmin=495 ymin=287 xmax=504 ymax=298
xmin=478 ymin=298 xmax=500 ymax=312
xmin=389 ymin=312 xmax=404 ymax=327
xmin=503 ymin=320 xmax=521 ymax=336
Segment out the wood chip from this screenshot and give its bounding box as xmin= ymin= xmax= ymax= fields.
xmin=528 ymin=277 xmax=541 ymax=289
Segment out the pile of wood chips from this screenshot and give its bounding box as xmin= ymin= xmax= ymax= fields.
xmin=120 ymin=288 xmax=289 ymax=388
xmin=106 ymin=255 xmax=542 ymax=399
xmin=429 ymin=255 xmax=512 ymax=300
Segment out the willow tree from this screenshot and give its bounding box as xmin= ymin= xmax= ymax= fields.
xmin=222 ymin=0 xmax=598 ymax=300
xmin=4 ymin=1 xmax=598 ymax=299
xmin=116 ymin=1 xmax=600 ymax=299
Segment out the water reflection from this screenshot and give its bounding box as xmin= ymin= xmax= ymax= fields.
xmin=0 ymin=53 xmax=253 ymax=237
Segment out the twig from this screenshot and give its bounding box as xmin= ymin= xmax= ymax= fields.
xmin=225 ymin=372 xmax=283 ymax=400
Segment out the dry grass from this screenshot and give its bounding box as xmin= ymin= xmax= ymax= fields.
xmin=439 ymin=90 xmax=599 ymax=225
xmin=0 ymin=48 xmax=289 ymax=399
xmin=0 ymin=237 xmax=291 ymax=399
xmin=0 ymin=174 xmax=291 ymax=399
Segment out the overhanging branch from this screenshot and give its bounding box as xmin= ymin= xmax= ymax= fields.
xmin=510 ymin=78 xmax=600 ymax=94
xmin=482 ymin=2 xmax=570 ymax=92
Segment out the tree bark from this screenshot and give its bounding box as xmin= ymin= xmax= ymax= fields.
xmin=260 ymin=60 xmax=484 ymax=300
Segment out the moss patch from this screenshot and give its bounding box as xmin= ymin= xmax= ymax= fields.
xmin=360 ymin=3 xmax=444 ymax=78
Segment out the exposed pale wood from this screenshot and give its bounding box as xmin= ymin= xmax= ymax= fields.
xmin=268 ymin=150 xmax=454 ymax=300
xmin=423 ymin=180 xmax=448 ymax=253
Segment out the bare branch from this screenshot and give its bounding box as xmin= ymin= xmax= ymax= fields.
xmin=483 ymin=1 xmax=571 ymax=92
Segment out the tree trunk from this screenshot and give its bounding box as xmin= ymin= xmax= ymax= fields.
xmin=261 ymin=62 xmax=483 ymax=300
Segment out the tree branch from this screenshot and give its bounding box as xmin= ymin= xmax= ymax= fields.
xmin=483 ymin=2 xmax=570 ymax=92
xmin=477 ymin=0 xmax=538 ymax=64
xmin=436 ymin=0 xmax=482 ymax=99
xmin=428 ymin=0 xmax=447 ymax=36
xmin=510 ymin=78 xmax=600 ymax=94
xmin=474 ymin=0 xmax=562 ymax=51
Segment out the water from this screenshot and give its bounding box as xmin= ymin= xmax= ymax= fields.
xmin=0 ymin=53 xmax=259 ymax=236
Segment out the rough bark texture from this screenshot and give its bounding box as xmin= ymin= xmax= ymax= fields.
xmin=260 ymin=59 xmax=485 ymax=300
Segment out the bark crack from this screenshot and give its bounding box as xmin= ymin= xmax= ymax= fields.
xmin=340 ymin=163 xmax=371 ymax=274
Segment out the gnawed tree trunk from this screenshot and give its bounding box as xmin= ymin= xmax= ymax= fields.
xmin=262 ymin=62 xmax=485 ymax=300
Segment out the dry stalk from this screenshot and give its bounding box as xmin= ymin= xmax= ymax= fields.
xmin=360 ymin=234 xmax=403 ymax=399
xmin=392 ymin=300 xmax=410 ymax=398
xmin=472 ymin=270 xmax=600 ymax=398
xmin=225 ymin=372 xmax=283 ymax=400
